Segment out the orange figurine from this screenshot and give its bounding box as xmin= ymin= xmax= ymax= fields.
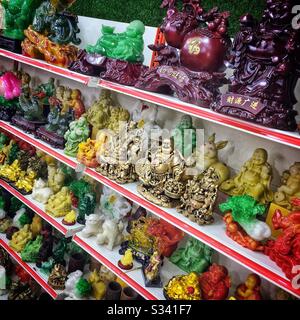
xmin=70 ymin=89 xmax=85 ymax=119
xmin=235 ymin=274 xmax=262 ymax=300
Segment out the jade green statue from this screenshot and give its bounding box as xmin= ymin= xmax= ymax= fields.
xmin=32 ymin=78 xmax=55 ymax=105
xmin=86 ymin=20 xmax=145 ymax=63
xmin=6 ymin=141 xmax=19 ymax=165
xmin=1 ymin=0 xmax=42 ymax=40
xmin=64 ymin=117 xmax=90 ymax=157
xmin=172 ymin=115 xmax=197 ymax=157
xmin=75 ymin=278 xmax=92 ymax=298
xmin=21 ymin=235 xmax=43 ymax=263
xmin=170 ymin=238 xmax=213 ymax=274
xmin=0 ymin=133 xmax=9 ymax=150
xmin=52 ymin=238 xmax=68 ymax=266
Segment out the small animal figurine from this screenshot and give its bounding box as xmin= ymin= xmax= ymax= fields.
xmin=118 ymin=249 xmax=133 ymax=270
xmin=81 ymin=214 xmax=102 ymax=238
xmin=235 ymin=274 xmax=262 ymax=300
xmin=96 ymin=219 xmax=125 ymax=251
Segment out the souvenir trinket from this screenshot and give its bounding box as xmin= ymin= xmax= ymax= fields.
xmin=213 ymin=0 xmax=300 ymax=131
xmin=48 ymin=264 xmax=67 ymax=290
xmin=45 ymin=187 xmax=72 ymax=218
xmin=135 ymin=0 xmax=230 ymax=107
xmin=70 ymin=20 xmax=146 ymax=85
xmin=21 ymin=235 xmax=43 ymax=263
xmin=8 ymin=281 xmax=35 ymax=300
xmin=62 ymin=210 xmax=77 ymax=226
xmin=81 ymin=214 xmax=102 ymax=238
xmin=177 ymin=167 xmax=219 ymax=225
xmin=96 ymin=219 xmax=125 ymax=251
xmin=264 ymin=209 xmax=300 ymax=280
xmin=9 ymin=224 xmax=33 ymax=253
xmin=30 ymin=215 xmax=42 ymax=238
xmin=198 ymin=264 xmax=231 ymax=300
xmin=220 ymin=148 xmax=273 ymax=204
xmin=142 ymin=251 xmax=163 ymax=288
xmin=118 ymin=249 xmax=134 ymax=270
xmin=170 ymin=238 xmax=213 ymax=273
xmin=31 ymin=178 xmax=53 ymax=204
xmin=36 ymin=225 xmax=53 ymax=268
xmin=88 ymin=270 xmax=106 ymax=300
xmin=235 ymin=274 xmax=262 ymax=300
xmin=64 ymin=270 xmax=83 ymax=299
xmin=77 ymin=139 xmax=100 ymax=168
xmin=164 ymin=272 xmax=201 ymax=300
xmin=220 ymin=195 xmax=271 ymax=251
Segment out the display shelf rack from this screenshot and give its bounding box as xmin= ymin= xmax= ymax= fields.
xmin=1 ymin=121 xmax=300 ymax=298
xmin=73 ymin=232 xmax=183 ymax=300
xmin=0 ymin=48 xmax=300 ymax=149
xmin=0 ymin=179 xmax=84 ymax=237
xmin=0 ymin=234 xmax=59 ymax=299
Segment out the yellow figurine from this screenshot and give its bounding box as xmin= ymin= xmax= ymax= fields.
xmin=9 ymin=225 xmax=33 ymax=253
xmin=88 ymin=270 xmax=106 ymax=300
xmin=30 ymin=215 xmax=42 ymax=238
xmin=62 ymin=210 xmax=77 ymax=226
xmin=47 ymin=162 xmax=66 ymax=193
xmin=45 ymin=187 xmax=72 ymax=218
xmin=220 ymin=148 xmax=273 ymax=204
xmin=118 ymin=249 xmax=133 ymax=270
xmin=0 ymin=160 xmax=23 ymax=182
xmin=15 ymin=170 xmax=37 ymax=193
xmin=77 ymin=138 xmax=101 ymax=168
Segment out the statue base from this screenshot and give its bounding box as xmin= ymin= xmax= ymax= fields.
xmin=11 ymin=115 xmax=47 ymax=134
xmin=177 ymin=205 xmax=215 ymax=226
xmin=35 ymin=126 xmax=65 ymax=149
xmin=213 ymin=93 xmax=298 ymax=132
xmin=119 ymin=241 xmax=151 ymax=266
xmin=135 ymin=65 xmax=227 ymax=108
xmin=0 ymin=34 xmax=22 ymax=53
xmin=142 ymin=267 xmax=163 ymax=288
xmin=96 ymin=163 xmax=138 ymax=184
xmin=137 ymin=184 xmax=179 ymax=208
xmin=0 ymin=105 xmax=17 ymax=121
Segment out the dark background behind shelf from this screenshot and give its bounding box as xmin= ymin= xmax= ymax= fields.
xmin=70 ymin=0 xmax=265 ymax=36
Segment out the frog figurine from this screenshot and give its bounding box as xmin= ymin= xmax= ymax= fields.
xmin=64 ymin=117 xmax=90 ymax=157
xmin=170 ymin=238 xmax=214 ymax=274
xmin=45 ymin=187 xmax=72 ymax=218
xmin=9 ymin=224 xmax=33 ymax=253
xmin=274 ymin=162 xmax=300 ymax=210
xmin=220 ymin=148 xmax=273 ymax=204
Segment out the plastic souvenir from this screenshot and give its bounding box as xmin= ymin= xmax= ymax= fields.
xmin=164 ymin=272 xmax=201 ymax=300
xmin=12 ymin=208 xmax=32 ymax=229
xmin=170 ymin=238 xmax=213 ymax=273
xmin=77 ymin=139 xmax=100 ymax=168
xmin=0 ymin=218 xmax=12 ymax=233
xmin=30 ymin=215 xmax=43 ymax=238
xmin=22 ymin=0 xmax=80 ymax=67
xmin=177 ymin=167 xmax=219 ymax=225
xmin=0 ymin=160 xmax=23 ymax=182
xmin=32 ymin=78 xmax=55 ymax=105
xmin=36 ymin=225 xmax=53 ymax=267
xmin=9 ymin=224 xmax=33 ymax=253
xmin=213 ymin=0 xmax=300 ymax=131
xmin=88 ymin=270 xmax=106 ymax=300
xmin=52 ymin=238 xmax=68 ymax=266
xmin=63 ymin=270 xmax=83 ymax=299
xmin=142 ymin=251 xmax=163 ymax=288
xmin=47 ymin=162 xmax=66 ymax=193
xmin=15 ymin=170 xmax=37 ymax=193
xmin=6 ymin=226 xmax=19 ymax=240
xmin=96 ymin=219 xmax=125 ymax=251
xmin=81 ymin=214 xmax=102 ymax=238
xmin=118 ymin=249 xmax=133 ymax=270
xmin=264 ymin=209 xmax=300 ymax=280
xmin=70 ymin=20 xmax=146 ymax=85
xmin=274 ymin=163 xmax=300 ymax=210
xmin=135 ymin=138 xmax=186 ymax=208
xmin=31 ymin=178 xmax=53 ymax=204
xmin=235 ymin=274 xmax=262 ymax=300
xmin=62 ymin=210 xmax=77 ymax=226
xmin=64 ymin=117 xmax=90 ymax=157
xmin=48 ymin=264 xmax=67 ymax=290
xmin=45 ymin=187 xmax=72 ymax=218
xmin=21 ymin=235 xmax=43 ymax=263
xmin=220 ymin=148 xmax=273 ymax=204
xmin=220 ymin=195 xmax=271 ymax=251
xmin=198 ymin=264 xmax=231 ymax=300
xmin=135 ymin=0 xmax=230 ymax=107
xmin=0 ymin=0 xmax=42 ymax=52
xmin=99 ymin=265 xmax=117 ymax=284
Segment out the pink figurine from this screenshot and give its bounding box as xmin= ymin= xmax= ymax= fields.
xmin=0 ymin=72 xmax=21 ymax=100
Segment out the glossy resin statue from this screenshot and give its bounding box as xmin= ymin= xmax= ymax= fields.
xmin=213 ymin=0 xmax=300 ymax=131
xmin=142 ymin=251 xmax=163 ymax=288
xmin=9 ymin=224 xmax=33 ymax=253
xmin=70 ymin=20 xmax=147 ymax=85
xmin=22 ymin=0 xmax=81 ymax=67
xmin=235 ymin=274 xmax=262 ymax=300
xmin=219 ymin=195 xmax=271 ymax=251
xmin=45 ymin=186 xmax=72 ymax=218
xmin=220 ymin=148 xmax=273 ymax=204
xmin=135 ymin=0 xmax=230 ymax=107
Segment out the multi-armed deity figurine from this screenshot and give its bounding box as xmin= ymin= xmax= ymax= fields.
xmin=21 ymin=0 xmax=81 ymax=67
xmin=70 ymin=20 xmax=147 ymax=85
xmin=213 ymin=0 xmax=300 ymax=131
xmin=135 ymin=0 xmax=230 ymax=107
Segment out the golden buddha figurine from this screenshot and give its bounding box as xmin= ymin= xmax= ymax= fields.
xmin=9 ymin=225 xmax=33 ymax=253
xmin=220 ymin=148 xmax=273 ymax=204
xmin=135 ymin=138 xmax=186 ymax=208
xmin=15 ymin=170 xmax=37 ymax=193
xmin=0 ymin=160 xmax=23 ymax=182
xmin=45 ymin=187 xmax=72 ymax=218
xmin=77 ymin=138 xmax=101 ymax=168
xmin=47 ymin=162 xmax=66 ymax=193
xmin=88 ymin=270 xmax=106 ymax=300
xmin=274 ymin=162 xmax=300 ymax=210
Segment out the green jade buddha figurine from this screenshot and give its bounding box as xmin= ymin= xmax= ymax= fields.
xmin=64 ymin=116 xmax=90 ymax=157
xmin=86 ymin=20 xmax=145 ymax=63
xmin=21 ymin=235 xmax=43 ymax=263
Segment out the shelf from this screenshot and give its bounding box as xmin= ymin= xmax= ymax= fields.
xmin=0 ymin=234 xmax=59 ymax=299
xmin=2 ymin=121 xmax=300 ymax=298
xmin=0 ymin=179 xmax=84 ymax=237
xmin=0 ymin=48 xmax=300 ymax=149
xmin=73 ymin=232 xmax=184 ymax=300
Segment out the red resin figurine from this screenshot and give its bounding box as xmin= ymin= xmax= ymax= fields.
xmin=198 ymin=263 xmax=231 ymax=300
xmin=264 ymin=209 xmax=300 ymax=280
xmin=235 ymin=274 xmax=262 ymax=300
xmin=15 ymin=265 xmax=31 ymax=284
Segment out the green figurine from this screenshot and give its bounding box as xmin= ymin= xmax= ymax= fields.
xmin=52 ymin=238 xmax=68 ymax=266
xmin=8 ymin=197 xmax=25 ymax=216
xmin=1 ymin=0 xmax=42 ymax=40
xmin=18 ymin=96 xmax=45 ymax=121
xmin=0 ymin=196 xmax=6 ymax=220
xmin=75 ymin=278 xmax=92 ymax=298
xmin=64 ymin=117 xmax=90 ymax=157
xmin=0 ymin=133 xmax=9 ymax=151
xmin=21 ymin=235 xmax=43 ymax=263
xmin=172 ymin=115 xmax=197 ymax=157
xmin=6 ymin=141 xmax=19 ymax=165
xmin=170 ymin=238 xmax=213 ymax=274
xmin=32 ymin=78 xmax=55 ymax=105
xmin=86 ymin=20 xmax=145 ymax=63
